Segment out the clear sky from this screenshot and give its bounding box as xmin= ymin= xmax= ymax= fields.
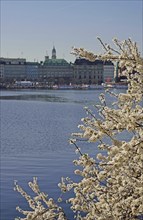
xmin=1 ymin=0 xmax=142 ymax=63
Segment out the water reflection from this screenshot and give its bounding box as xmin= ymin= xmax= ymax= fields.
xmin=0 ymin=94 xmax=69 ymax=103
xmin=0 ymin=89 xmax=121 ymax=105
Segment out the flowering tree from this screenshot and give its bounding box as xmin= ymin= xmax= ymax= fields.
xmin=14 ymin=38 xmax=143 ymax=220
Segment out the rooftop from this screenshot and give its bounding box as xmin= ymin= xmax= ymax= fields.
xmin=74 ymin=58 xmax=114 ymax=66
xmin=74 ymin=58 xmax=103 ymax=65
xmin=44 ymin=58 xmax=70 ymax=66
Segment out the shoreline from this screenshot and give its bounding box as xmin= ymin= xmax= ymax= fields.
xmin=0 ymin=84 xmax=128 ymax=90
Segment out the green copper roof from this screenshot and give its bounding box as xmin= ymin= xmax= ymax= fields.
xmin=44 ymin=58 xmax=69 ymax=66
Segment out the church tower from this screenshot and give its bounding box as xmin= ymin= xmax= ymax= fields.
xmin=52 ymin=46 xmax=56 ymax=59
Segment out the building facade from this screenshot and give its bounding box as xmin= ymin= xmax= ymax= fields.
xmin=38 ymin=46 xmax=73 ymax=85
xmin=103 ymin=61 xmax=114 ymax=83
xmin=73 ymin=58 xmax=104 ymax=85
xmin=26 ymin=62 xmax=39 ymax=80
xmin=73 ymin=59 xmax=114 ymax=84
xmin=0 ymin=61 xmax=5 ymax=80
xmin=0 ymin=58 xmax=26 ymax=82
xmin=0 ymin=47 xmax=114 ymax=84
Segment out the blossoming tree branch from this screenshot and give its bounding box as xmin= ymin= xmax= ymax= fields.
xmin=14 ymin=38 xmax=143 ymax=220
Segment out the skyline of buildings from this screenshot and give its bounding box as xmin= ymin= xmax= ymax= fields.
xmin=0 ymin=46 xmax=115 ymax=85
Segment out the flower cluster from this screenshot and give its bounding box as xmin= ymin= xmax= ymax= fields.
xmin=14 ymin=178 xmax=67 ymax=220
xmin=65 ymin=38 xmax=143 ymax=219
xmin=15 ymin=38 xmax=143 ymax=220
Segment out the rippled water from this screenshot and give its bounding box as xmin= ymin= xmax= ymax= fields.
xmin=0 ymin=89 xmax=126 ymax=220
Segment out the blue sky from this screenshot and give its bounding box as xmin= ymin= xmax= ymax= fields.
xmin=1 ymin=0 xmax=142 ymax=62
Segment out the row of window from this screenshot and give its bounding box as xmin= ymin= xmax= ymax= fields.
xmin=76 ymin=75 xmax=103 ymax=79
xmin=40 ymin=74 xmax=71 ymax=77
xmin=4 ymin=62 xmax=26 ymax=65
xmin=75 ymin=71 xmax=103 ymax=74
xmin=74 ymin=66 xmax=103 ymax=69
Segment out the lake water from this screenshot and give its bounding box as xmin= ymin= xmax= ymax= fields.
xmin=0 ymin=89 xmax=126 ymax=220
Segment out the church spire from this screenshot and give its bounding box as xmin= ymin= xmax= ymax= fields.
xmin=52 ymin=46 xmax=56 ymax=59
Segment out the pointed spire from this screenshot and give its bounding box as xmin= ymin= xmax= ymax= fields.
xmin=52 ymin=46 xmax=56 ymax=59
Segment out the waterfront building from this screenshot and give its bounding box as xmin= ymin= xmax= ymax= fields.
xmin=38 ymin=46 xmax=73 ymax=85
xmin=0 ymin=58 xmax=26 ymax=82
xmin=73 ymin=58 xmax=114 ymax=85
xmin=26 ymin=62 xmax=39 ymax=81
xmin=0 ymin=49 xmax=114 ymax=85
xmin=0 ymin=60 xmax=5 ymax=81
xmin=73 ymin=58 xmax=103 ymax=85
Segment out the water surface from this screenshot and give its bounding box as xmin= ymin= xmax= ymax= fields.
xmin=0 ymin=89 xmax=126 ymax=220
